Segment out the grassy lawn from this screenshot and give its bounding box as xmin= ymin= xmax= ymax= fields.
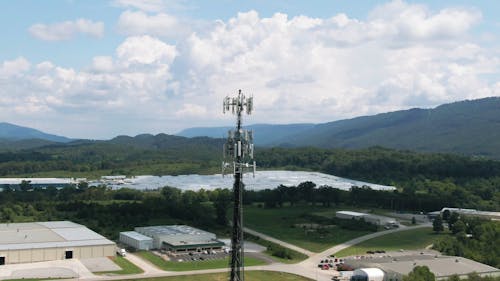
xmin=131 ymin=271 xmax=312 ymax=281
xmin=136 ymin=251 xmax=267 ymax=271
xmin=245 ymin=233 xmax=308 ymax=263
xmin=244 ymin=205 xmax=373 ymax=252
xmin=95 ymin=256 xmax=144 ymax=275
xmin=334 ymin=227 xmax=444 ymax=257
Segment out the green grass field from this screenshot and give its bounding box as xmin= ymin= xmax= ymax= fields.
xmin=96 ymin=256 xmax=144 ymax=275
xmin=245 ymin=233 xmax=308 ymax=263
xmin=131 ymin=271 xmax=312 ymax=281
xmin=244 ymin=205 xmax=373 ymax=252
xmin=136 ymin=251 xmax=267 ymax=271
xmin=334 ymin=227 xmax=443 ymax=257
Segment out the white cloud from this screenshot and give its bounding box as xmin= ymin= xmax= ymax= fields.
xmin=29 ymin=19 xmax=104 ymax=41
xmin=175 ymin=103 xmax=207 ymax=117
xmin=0 ymin=57 xmax=31 ymax=77
xmin=91 ymin=56 xmax=114 ymax=72
xmin=112 ymin=0 xmax=188 ymax=12
xmin=116 ymin=35 xmax=177 ymax=66
xmin=117 ymin=10 xmax=189 ymax=38
xmin=2 ymin=1 xmax=499 ymax=138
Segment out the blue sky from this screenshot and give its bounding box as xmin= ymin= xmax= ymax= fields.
xmin=0 ymin=0 xmax=498 ymax=138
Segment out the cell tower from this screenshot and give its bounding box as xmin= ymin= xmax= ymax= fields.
xmin=222 ymin=89 xmax=256 ymax=281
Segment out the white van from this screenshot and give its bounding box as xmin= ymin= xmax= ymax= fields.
xmin=117 ymin=248 xmax=127 ymax=257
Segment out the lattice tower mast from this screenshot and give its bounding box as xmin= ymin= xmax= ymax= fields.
xmin=222 ymin=89 xmax=256 ymax=281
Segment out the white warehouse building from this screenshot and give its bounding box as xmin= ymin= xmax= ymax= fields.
xmin=121 ymin=225 xmax=224 ymax=253
xmin=0 ymin=221 xmax=115 ymax=265
xmin=336 ymin=211 xmax=397 ymax=226
xmin=351 ymin=268 xmax=385 ymax=281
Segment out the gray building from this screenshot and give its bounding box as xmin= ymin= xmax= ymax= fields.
xmin=0 ymin=221 xmax=115 ymax=265
xmin=119 ymin=231 xmax=153 ymax=250
xmin=132 ymin=225 xmax=224 ymax=253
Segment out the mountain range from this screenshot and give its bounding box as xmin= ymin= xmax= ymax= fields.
xmin=2 ymin=97 xmax=500 ymax=158
xmin=0 ymin=122 xmax=71 ymax=142
xmin=178 ymin=97 xmax=500 ymax=158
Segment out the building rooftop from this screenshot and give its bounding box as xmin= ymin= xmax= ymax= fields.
xmin=135 ymin=225 xmax=213 ymax=237
xmin=0 ymin=178 xmax=78 ymax=185
xmin=337 ymin=211 xmax=368 ymax=217
xmin=120 ymin=231 xmax=153 ymax=241
xmin=345 ymin=252 xmax=499 ymax=277
xmin=0 ymin=221 xmax=115 ymax=250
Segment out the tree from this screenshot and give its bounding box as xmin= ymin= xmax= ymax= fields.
xmin=442 ymin=209 xmax=451 ymax=221
xmin=77 ymin=181 xmax=89 ymax=191
xmin=433 ymin=216 xmax=444 ymax=233
xmin=212 ymin=189 xmax=232 ymax=226
xmin=19 ymin=180 xmax=32 ymax=192
xmin=451 ymin=220 xmax=466 ymax=235
xmin=403 ymin=266 xmax=435 ymax=281
xmin=448 ymin=212 xmax=460 ymax=229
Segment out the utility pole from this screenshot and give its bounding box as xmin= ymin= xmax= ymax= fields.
xmin=222 ymin=89 xmax=256 ymax=281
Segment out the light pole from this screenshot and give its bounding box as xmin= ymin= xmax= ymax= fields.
xmin=222 ymin=89 xmax=256 ymax=281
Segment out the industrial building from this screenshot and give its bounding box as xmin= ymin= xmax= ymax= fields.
xmin=345 ymin=252 xmax=500 ymax=280
xmin=336 ymin=211 xmax=397 ymax=226
xmin=120 ymin=225 xmax=224 ymax=253
xmin=427 ymin=207 xmax=500 ymax=221
xmin=119 ymin=231 xmax=153 ymax=250
xmin=0 ymin=178 xmax=84 ymax=190
xmin=0 ymin=221 xmax=116 ymax=265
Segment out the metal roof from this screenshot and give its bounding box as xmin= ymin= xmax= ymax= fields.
xmin=135 ymin=225 xmax=213 ymax=236
xmin=0 ymin=178 xmax=77 ymax=185
xmin=345 ymin=253 xmax=499 ymax=277
xmin=337 ymin=211 xmax=368 ymax=217
xmin=0 ymin=221 xmax=115 ymax=251
xmin=354 ymin=268 xmax=385 ymax=277
xmin=120 ymin=231 xmax=153 ymax=242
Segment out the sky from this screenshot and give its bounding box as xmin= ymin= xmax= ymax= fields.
xmin=0 ymin=0 xmax=499 ymax=139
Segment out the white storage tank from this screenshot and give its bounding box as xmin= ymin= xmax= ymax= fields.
xmin=351 ymin=268 xmax=385 ymax=281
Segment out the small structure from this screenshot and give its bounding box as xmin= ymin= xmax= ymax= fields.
xmin=0 ymin=221 xmax=115 ymax=265
xmin=336 ymin=211 xmax=397 ymax=226
xmin=128 ymin=225 xmax=224 ymax=253
xmin=351 ymin=268 xmax=385 ymax=281
xmin=119 ymin=231 xmax=153 ymax=250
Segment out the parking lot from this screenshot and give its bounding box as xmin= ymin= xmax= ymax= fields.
xmin=167 ymin=250 xmax=229 ymax=262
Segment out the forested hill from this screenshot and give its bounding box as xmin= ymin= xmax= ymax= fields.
xmin=0 ymin=134 xmax=224 ymax=177
xmin=178 ymin=97 xmax=500 ymax=159
xmin=285 ymin=97 xmax=500 ymax=158
xmin=0 ymin=122 xmax=71 ymax=143
xmin=177 ymin=123 xmax=315 ymax=146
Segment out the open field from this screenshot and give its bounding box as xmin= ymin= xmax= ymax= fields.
xmin=244 ymin=205 xmax=373 ymax=252
xmin=131 ymin=271 xmax=313 ymax=281
xmin=136 ymin=251 xmax=266 ymax=271
xmin=334 ymin=227 xmax=443 ymax=257
xmin=245 ymin=233 xmax=309 ymax=263
xmin=96 ymin=256 xmax=144 ymax=275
